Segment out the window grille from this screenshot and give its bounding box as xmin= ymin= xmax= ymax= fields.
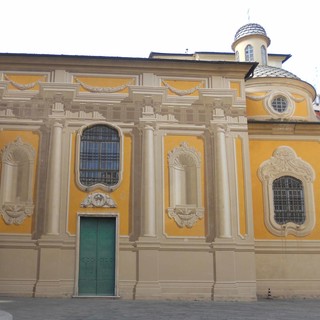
xmin=273 ymin=176 xmax=305 ymax=225
xmin=245 ymin=45 xmax=254 ymax=62
xmin=271 ymin=96 xmax=287 ymax=113
xmin=80 ymin=125 xmax=120 ymax=187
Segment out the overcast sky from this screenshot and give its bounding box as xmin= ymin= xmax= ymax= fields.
xmin=2 ymin=0 xmax=319 ymax=91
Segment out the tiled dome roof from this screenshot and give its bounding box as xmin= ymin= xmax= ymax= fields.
xmin=234 ymin=23 xmax=268 ymax=41
xmin=253 ymin=65 xmax=300 ymax=79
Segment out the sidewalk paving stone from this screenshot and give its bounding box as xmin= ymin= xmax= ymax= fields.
xmin=0 ymin=297 xmax=320 ymax=320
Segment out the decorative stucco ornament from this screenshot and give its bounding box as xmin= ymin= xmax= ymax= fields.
xmin=168 ymin=206 xmax=204 ymax=228
xmin=4 ymin=75 xmax=39 ymax=90
xmin=81 ymin=192 xmax=117 ymax=208
xmin=162 ymin=80 xmax=204 ymax=96
xmin=74 ymin=78 xmax=134 ymax=93
xmin=1 ymin=203 xmax=34 ymax=225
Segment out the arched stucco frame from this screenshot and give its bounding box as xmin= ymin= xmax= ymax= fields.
xmin=258 ymin=146 xmax=315 ymax=236
xmin=0 ymin=137 xmax=35 ymax=224
xmin=75 ymin=122 xmax=124 ymax=192
xmin=167 ymin=142 xmax=204 ymax=228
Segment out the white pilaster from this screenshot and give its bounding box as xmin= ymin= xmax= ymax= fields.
xmin=45 ymin=121 xmax=63 ymax=235
xmin=142 ymin=125 xmax=156 ymax=236
xmin=215 ymin=125 xmax=232 ymax=238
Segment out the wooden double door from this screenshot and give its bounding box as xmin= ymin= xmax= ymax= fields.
xmin=78 ymin=216 xmax=116 ymax=296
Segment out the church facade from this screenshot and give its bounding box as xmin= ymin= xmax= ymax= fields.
xmin=0 ymin=23 xmax=319 ymax=300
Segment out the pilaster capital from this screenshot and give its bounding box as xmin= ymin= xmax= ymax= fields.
xmin=52 ymin=121 xmax=64 ymax=129
xmin=138 ymin=122 xmax=159 ymax=137
xmin=208 ymin=121 xmax=228 ymax=135
xmin=44 ymin=119 xmax=66 ymax=132
xmin=143 ymin=124 xmax=155 ymax=132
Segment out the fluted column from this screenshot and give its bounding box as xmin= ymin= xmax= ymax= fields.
xmin=45 ymin=121 xmax=63 ymax=235
xmin=142 ymin=124 xmax=156 ymax=236
xmin=215 ymin=125 xmax=232 ymax=238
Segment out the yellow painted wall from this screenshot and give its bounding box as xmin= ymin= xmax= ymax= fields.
xmin=230 ymin=81 xmax=241 ymax=97
xmin=164 ymin=135 xmax=206 ymax=237
xmin=0 ymin=130 xmax=39 ymax=233
xmin=236 ymin=137 xmax=246 ymax=237
xmin=68 ymin=133 xmax=132 ymax=236
xmin=293 ymin=95 xmax=309 ymax=117
xmin=246 ymin=94 xmax=269 ymax=117
xmin=250 ymin=139 xmax=320 ymax=240
xmin=246 ymin=93 xmax=309 ymax=118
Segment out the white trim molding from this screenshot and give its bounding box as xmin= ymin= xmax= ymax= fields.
xmin=264 ymin=90 xmax=296 ymax=118
xmin=258 ymin=146 xmax=315 ymax=236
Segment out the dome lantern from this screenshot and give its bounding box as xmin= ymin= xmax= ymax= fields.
xmin=232 ymin=23 xmax=271 ymax=65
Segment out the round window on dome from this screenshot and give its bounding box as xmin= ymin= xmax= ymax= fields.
xmin=271 ymin=96 xmax=288 ymax=113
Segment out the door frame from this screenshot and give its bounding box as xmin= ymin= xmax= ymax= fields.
xmin=74 ymin=212 xmax=119 ymax=297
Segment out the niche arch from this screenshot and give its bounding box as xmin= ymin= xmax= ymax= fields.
xmin=167 ymin=142 xmax=204 ymax=228
xmin=0 ymin=137 xmax=35 ymax=224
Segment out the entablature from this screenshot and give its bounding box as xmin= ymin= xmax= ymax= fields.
xmin=0 ymin=69 xmax=248 ymax=128
xmin=248 ymin=121 xmax=320 ymax=136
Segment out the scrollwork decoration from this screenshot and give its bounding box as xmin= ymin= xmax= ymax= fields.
xmin=81 ymin=192 xmax=117 ymax=208
xmin=1 ymin=203 xmax=34 ymax=225
xmin=168 ymin=206 xmax=204 ymax=228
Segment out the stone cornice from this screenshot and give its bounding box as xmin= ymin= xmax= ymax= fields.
xmin=248 ymin=122 xmax=320 ymax=135
xmin=246 ymin=76 xmax=316 ymax=100
xmin=198 ymin=88 xmax=237 ymax=106
xmin=0 ymin=53 xmax=255 ymax=78
xmin=128 ymin=86 xmax=167 ymax=104
xmin=255 ymin=239 xmax=320 ymax=253
xmin=38 ymin=83 xmax=79 ymax=102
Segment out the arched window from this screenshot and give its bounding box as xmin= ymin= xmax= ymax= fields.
xmin=76 ymin=123 xmax=122 ymax=191
xmin=261 ymin=45 xmax=267 ymax=65
xmin=258 ymin=146 xmax=315 ymax=236
xmin=273 ymin=176 xmax=305 ymax=225
xmin=245 ymin=45 xmax=254 ymax=62
xmin=0 ymin=137 xmax=35 ymax=224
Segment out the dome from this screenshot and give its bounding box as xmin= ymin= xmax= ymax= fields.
xmin=231 ymin=23 xmax=271 ymax=51
xmin=252 ymin=65 xmax=300 ymax=80
xmin=234 ymin=23 xmax=269 ymax=42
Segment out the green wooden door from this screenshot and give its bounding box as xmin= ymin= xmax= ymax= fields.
xmin=78 ymin=217 xmax=116 ymax=296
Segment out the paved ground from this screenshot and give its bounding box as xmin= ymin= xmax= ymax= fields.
xmin=0 ymin=297 xmax=320 ymax=320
